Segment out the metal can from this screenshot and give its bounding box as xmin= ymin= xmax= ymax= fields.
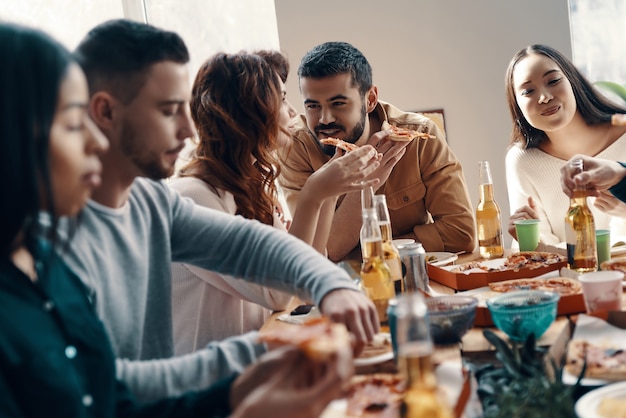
xmin=396 ymin=242 xmax=429 ymax=293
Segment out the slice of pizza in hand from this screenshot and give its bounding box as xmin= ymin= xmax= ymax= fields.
xmin=319 ymin=137 xmax=360 ymax=152
xmin=382 ymin=121 xmax=435 ymax=142
xmin=258 ymin=316 xmax=352 ymax=361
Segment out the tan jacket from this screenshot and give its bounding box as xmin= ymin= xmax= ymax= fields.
xmin=278 ymin=100 xmax=476 ymax=253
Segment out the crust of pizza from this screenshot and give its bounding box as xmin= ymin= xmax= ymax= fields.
xmin=382 ymin=121 xmax=435 ymax=142
xmin=258 ymin=317 xmax=350 ymax=361
xmin=600 ymin=257 xmax=626 ymax=273
xmin=488 ymin=276 xmax=581 ymax=296
xmin=319 ymin=137 xmax=360 ymax=152
xmin=565 ymin=339 xmax=626 ymax=381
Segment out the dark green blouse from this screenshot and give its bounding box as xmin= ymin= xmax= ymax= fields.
xmin=0 ymin=242 xmax=235 ymax=417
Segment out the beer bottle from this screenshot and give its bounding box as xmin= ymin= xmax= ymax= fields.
xmin=373 ymin=194 xmax=404 ymax=293
xmin=396 ymin=293 xmax=454 ymax=418
xmin=360 ymin=188 xmax=395 ymax=325
xmin=564 ymin=158 xmax=597 ymax=272
xmin=476 ymin=161 xmax=504 ymax=258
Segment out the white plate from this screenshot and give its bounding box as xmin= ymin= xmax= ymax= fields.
xmin=353 ymin=350 xmax=394 ymax=366
xmin=353 ymin=332 xmax=394 ymax=366
xmin=575 ymin=381 xmax=626 ymax=418
xmin=426 ymin=252 xmax=458 ymax=267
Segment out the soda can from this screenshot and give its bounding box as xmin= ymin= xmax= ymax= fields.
xmin=396 ymin=242 xmax=429 ymax=294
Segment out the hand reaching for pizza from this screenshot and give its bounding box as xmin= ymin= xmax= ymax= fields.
xmin=230 ymin=345 xmax=351 ymax=418
xmin=318 ymin=288 xmax=380 ymax=355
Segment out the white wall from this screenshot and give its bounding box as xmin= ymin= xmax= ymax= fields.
xmin=275 ymin=0 xmax=572 ymax=248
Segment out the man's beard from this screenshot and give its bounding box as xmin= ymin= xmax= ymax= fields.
xmin=120 ymin=119 xmax=172 ymax=180
xmin=315 ymin=103 xmax=367 ymax=156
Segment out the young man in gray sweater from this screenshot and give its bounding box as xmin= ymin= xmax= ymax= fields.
xmin=63 ymin=19 xmax=378 ymax=402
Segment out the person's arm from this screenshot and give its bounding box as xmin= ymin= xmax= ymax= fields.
xmin=169 ymin=178 xmax=292 ymax=311
xmin=116 ymin=332 xmax=265 ymax=402
xmin=505 ymin=145 xmax=561 ymax=245
xmin=323 ymin=132 xmax=408 ymax=261
xmin=168 ymin=187 xmax=378 ymax=348
xmin=288 ymin=146 xmax=380 ymax=253
xmin=404 ymin=129 xmax=475 ymax=253
xmin=116 ymin=372 xmax=237 ymax=418
xmin=609 ymin=162 xmax=626 ymax=202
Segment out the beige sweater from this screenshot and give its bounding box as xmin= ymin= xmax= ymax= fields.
xmin=505 ymin=133 xmax=626 ymax=246
xmin=169 ymin=177 xmax=293 ymax=355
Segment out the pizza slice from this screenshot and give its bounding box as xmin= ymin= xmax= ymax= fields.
xmin=488 ymin=277 xmax=581 ymax=296
xmin=319 ymin=137 xmax=360 ymax=152
xmin=258 ymin=316 xmax=351 ymax=361
xmin=345 ymin=374 xmax=404 ymax=417
xmin=565 ymin=339 xmax=626 ymax=381
xmin=382 ymin=121 xmax=435 ymax=142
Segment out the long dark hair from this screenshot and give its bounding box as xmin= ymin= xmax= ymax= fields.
xmin=0 ymin=23 xmax=74 ymax=257
xmin=180 ymin=52 xmax=282 ymax=225
xmin=505 ymin=44 xmax=626 ymax=149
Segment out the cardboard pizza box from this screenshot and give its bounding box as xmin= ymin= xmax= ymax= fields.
xmin=427 ymin=256 xmax=567 ymax=291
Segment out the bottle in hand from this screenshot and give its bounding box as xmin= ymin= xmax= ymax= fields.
xmin=564 ymin=158 xmax=597 ymax=272
xmin=360 ymin=187 xmax=395 ymax=325
xmin=476 ymin=161 xmax=504 ymax=258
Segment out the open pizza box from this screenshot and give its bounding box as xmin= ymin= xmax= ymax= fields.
xmin=548 ymin=309 xmax=626 ymax=388
xmin=427 ymin=255 xmax=567 ymax=291
xmin=454 ymin=269 xmax=586 ymax=327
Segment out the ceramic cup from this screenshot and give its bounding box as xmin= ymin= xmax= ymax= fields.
xmin=579 ymin=270 xmax=624 ymax=313
xmin=514 ymin=219 xmax=541 ymax=251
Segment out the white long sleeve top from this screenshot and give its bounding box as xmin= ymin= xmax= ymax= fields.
xmin=168 ymin=176 xmax=293 ymax=355
xmin=505 ymin=133 xmax=626 ymax=245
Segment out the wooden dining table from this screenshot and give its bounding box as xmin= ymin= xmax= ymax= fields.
xmin=259 ymin=249 xmax=624 ymax=417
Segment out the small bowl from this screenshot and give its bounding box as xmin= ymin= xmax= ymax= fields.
xmin=486 ymin=290 xmax=560 ymax=342
xmin=425 ymin=296 xmax=478 ymax=344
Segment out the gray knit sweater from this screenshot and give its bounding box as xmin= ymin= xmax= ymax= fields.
xmin=61 ymin=178 xmax=359 ymax=401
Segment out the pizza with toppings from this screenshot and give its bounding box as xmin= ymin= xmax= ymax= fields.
xmin=258 ymin=317 xmax=350 ymax=361
xmin=382 ymin=121 xmax=435 ymax=142
xmin=344 ymin=374 xmax=404 ymax=418
xmin=600 ymin=257 xmax=626 ymax=273
xmin=449 ymin=252 xmax=566 ymax=273
xmin=320 ymin=137 xmax=360 ymax=152
xmin=488 ymin=277 xmax=581 ymax=296
xmin=565 ymin=339 xmax=626 ymax=381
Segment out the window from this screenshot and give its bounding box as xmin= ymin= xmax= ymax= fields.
xmin=569 ymin=0 xmax=626 ymax=89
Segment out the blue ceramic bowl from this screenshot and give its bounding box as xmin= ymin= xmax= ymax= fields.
xmin=487 ymin=290 xmax=560 ymax=342
xmin=425 ymin=296 xmax=478 ymax=344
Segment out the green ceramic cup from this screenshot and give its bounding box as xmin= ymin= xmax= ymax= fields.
xmin=596 ymin=229 xmax=611 ymax=268
xmin=514 ymin=219 xmax=541 ymax=251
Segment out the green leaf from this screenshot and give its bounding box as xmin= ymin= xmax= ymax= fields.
xmin=595 ymin=81 xmax=626 ymax=102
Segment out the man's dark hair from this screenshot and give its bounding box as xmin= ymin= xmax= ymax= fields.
xmin=298 ymin=41 xmax=372 ymax=96
xmin=74 ymin=19 xmax=190 ymax=103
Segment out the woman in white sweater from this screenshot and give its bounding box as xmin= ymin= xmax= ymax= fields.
xmin=505 ymin=44 xmax=626 ymax=246
xmin=169 ymin=51 xmax=381 ymax=354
